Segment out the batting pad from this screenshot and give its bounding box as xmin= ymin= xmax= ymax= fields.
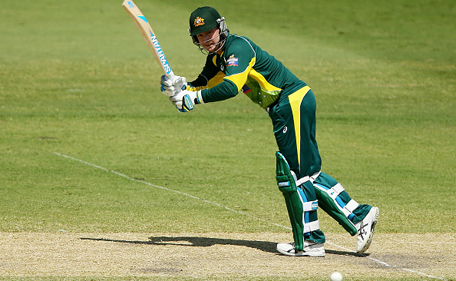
xmin=276 ymin=152 xmax=322 ymax=250
xmin=313 ymin=172 xmax=358 ymax=236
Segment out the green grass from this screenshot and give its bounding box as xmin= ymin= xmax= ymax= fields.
xmin=1 ymin=2 xmax=455 ymax=280
xmin=0 ymin=0 xmax=455 ymax=242
xmin=2 ymin=276 xmax=429 ymax=281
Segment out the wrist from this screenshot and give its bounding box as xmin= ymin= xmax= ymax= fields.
xmin=192 ymin=90 xmax=204 ymax=104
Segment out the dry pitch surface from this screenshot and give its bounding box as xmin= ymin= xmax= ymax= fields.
xmin=1 ymin=232 xmax=454 ymax=279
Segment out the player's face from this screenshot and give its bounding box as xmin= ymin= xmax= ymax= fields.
xmin=197 ymin=27 xmax=221 ymax=53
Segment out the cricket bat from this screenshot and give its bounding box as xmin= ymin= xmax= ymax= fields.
xmin=122 ymin=0 xmax=174 ymax=77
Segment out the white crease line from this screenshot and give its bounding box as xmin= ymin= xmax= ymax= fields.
xmin=53 ymin=152 xmax=286 ymax=230
xmin=54 ymin=152 xmax=447 ymax=281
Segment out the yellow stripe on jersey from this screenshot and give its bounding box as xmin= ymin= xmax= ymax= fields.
xmin=208 ymin=71 xmax=226 ymax=88
xmin=248 ymin=68 xmax=282 ymax=92
xmin=288 ymin=86 xmax=311 ymax=166
xmin=187 ymin=71 xmax=226 ymax=91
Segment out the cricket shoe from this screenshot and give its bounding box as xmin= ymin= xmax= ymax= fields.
xmin=276 ymin=241 xmax=325 ymax=257
xmin=355 ymin=206 xmax=379 ymax=254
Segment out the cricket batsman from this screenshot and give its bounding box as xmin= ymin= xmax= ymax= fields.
xmin=160 ymin=6 xmax=379 ymax=256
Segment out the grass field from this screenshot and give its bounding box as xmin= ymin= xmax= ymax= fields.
xmin=0 ymin=0 xmax=455 ymax=280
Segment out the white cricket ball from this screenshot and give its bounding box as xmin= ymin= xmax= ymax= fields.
xmin=330 ymin=271 xmax=343 ymax=281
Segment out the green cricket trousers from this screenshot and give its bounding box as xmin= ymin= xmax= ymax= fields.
xmin=269 ymin=86 xmax=371 ymax=248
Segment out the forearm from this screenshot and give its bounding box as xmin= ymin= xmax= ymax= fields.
xmin=188 ymin=74 xmax=209 ymax=89
xmin=200 ymin=79 xmax=238 ymax=103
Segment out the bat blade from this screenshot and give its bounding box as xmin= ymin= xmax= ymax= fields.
xmin=122 ymin=0 xmax=174 ymax=77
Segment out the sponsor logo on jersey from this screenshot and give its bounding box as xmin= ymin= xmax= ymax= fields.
xmin=227 ymin=55 xmax=239 ymax=67
xmin=194 ymin=17 xmax=205 ymax=27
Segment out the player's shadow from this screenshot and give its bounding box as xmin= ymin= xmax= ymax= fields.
xmin=80 ymin=236 xmax=362 ymax=257
xmin=80 ymin=236 xmax=277 ymax=253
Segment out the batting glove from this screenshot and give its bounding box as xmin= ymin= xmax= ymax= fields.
xmin=170 ymin=90 xmax=203 ymax=112
xmin=160 ymin=75 xmax=187 ymax=96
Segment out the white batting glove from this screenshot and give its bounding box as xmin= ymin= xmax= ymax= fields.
xmin=169 ymin=90 xmax=203 ymax=112
xmin=160 ymin=75 xmax=187 ymax=96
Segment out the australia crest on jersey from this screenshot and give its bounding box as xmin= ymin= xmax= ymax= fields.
xmin=227 ymin=55 xmax=239 ymax=67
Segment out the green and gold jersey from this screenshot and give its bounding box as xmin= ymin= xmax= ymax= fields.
xmin=188 ymin=33 xmax=307 ymax=109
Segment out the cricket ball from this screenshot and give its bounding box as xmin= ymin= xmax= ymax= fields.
xmin=330 ymin=271 xmax=343 ymax=281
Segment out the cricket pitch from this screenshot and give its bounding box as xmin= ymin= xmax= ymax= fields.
xmin=0 ymin=232 xmax=454 ymax=280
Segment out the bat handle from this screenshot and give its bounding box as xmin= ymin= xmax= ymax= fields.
xmin=166 ymin=72 xmax=175 ymax=79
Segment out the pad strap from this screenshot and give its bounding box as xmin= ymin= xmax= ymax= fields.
xmin=303 ymin=200 xmax=320 ymax=233
xmin=327 ymin=183 xmax=344 ymax=200
xmin=296 ymin=171 xmax=321 ymax=186
xmin=345 ymin=199 xmax=359 ymax=213
xmin=304 ymin=220 xmax=320 ymax=233
xmin=316 ymin=182 xmax=360 ymax=218
xmin=302 ymin=200 xmax=319 ymax=212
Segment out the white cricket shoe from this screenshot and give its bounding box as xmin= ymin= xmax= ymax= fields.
xmin=277 ymin=241 xmax=325 ymax=257
xmin=355 ymin=206 xmax=379 ymax=254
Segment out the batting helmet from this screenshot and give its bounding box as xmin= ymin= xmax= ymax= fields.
xmin=189 ymin=7 xmax=228 ymax=50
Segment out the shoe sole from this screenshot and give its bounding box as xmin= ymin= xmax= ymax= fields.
xmin=357 ymin=207 xmax=379 ymax=254
xmin=277 ymin=249 xmax=325 ymax=257
xmin=277 ymin=244 xmax=325 ymax=257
